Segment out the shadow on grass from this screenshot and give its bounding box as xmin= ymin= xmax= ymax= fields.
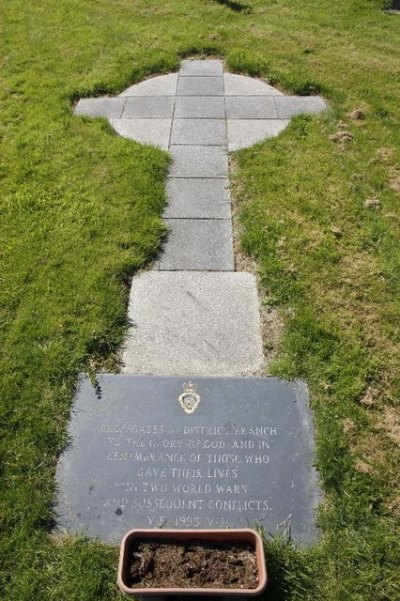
xmin=213 ymin=0 xmax=252 ymax=13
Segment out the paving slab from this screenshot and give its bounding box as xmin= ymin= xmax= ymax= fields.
xmin=164 ymin=178 xmax=230 ymax=219
xmin=170 ymin=119 xmax=226 ymax=146
xmin=227 ymin=119 xmax=290 ymax=151
xmin=275 ymin=96 xmax=327 ymax=119
xmin=224 ymin=73 xmax=283 ymax=96
xmin=174 ymin=96 xmax=225 ymax=119
xmin=74 ymin=97 xmax=126 ymax=119
xmin=180 ymin=59 xmax=224 ymax=77
xmin=158 ymin=219 xmax=234 ymax=271
xmin=121 ymin=271 xmax=264 ymax=375
xmin=177 ymin=77 xmax=224 ymax=96
xmin=56 ymin=374 xmax=319 ymax=542
xmin=119 ymin=73 xmax=178 ymax=97
xmin=225 ymin=96 xmax=278 ymax=119
xmin=169 ymin=146 xmax=228 ymax=178
xmin=120 ymin=73 xmax=178 ymax=96
xmin=122 ymin=96 xmax=174 ymax=119
xmin=109 ymin=119 xmax=171 ymax=150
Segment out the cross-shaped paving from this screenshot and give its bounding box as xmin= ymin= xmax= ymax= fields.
xmin=75 ymin=59 xmax=327 ymax=376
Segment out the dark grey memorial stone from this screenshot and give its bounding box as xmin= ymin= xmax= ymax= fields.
xmin=55 ymin=375 xmax=320 ymax=544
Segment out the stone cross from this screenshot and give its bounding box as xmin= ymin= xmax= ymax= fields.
xmin=56 ymin=66 xmax=325 ymax=543
xmin=75 ymin=60 xmax=327 ymax=377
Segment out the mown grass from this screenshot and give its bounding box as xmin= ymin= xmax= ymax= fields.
xmin=1 ymin=0 xmax=399 ymax=599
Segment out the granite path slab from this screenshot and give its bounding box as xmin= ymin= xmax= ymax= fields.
xmin=122 ymin=272 xmax=263 ymax=376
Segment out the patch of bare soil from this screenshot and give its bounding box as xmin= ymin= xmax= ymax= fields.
xmin=126 ymin=539 xmax=258 ymax=589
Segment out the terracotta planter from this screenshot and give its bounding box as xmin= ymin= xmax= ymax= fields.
xmin=118 ymin=528 xmax=267 ymax=597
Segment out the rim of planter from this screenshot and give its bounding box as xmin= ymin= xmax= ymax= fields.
xmin=117 ymin=528 xmax=267 ymax=597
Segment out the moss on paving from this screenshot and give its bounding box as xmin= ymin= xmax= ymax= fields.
xmin=0 ymin=0 xmax=399 ymax=599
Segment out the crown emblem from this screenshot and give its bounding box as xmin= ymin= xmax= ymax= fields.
xmin=178 ymin=382 xmax=200 ymax=414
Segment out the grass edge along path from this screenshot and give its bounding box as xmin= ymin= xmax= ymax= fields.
xmin=1 ymin=0 xmax=400 ymax=599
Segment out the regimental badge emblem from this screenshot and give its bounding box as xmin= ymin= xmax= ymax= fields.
xmin=178 ymin=382 xmax=200 ymax=414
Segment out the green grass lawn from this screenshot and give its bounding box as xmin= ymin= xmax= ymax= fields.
xmin=1 ymin=0 xmax=399 ymax=599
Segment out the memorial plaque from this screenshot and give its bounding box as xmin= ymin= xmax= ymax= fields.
xmin=55 ymin=375 xmax=320 ymax=543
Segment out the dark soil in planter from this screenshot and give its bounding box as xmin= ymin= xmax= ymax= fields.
xmin=126 ymin=538 xmax=259 ymax=589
